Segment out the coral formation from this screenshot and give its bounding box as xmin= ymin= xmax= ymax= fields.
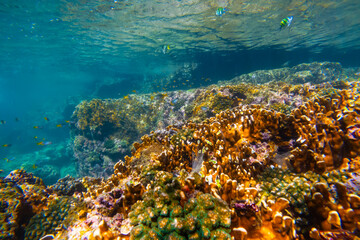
xmin=50 ymin=175 xmax=86 ymax=196
xmin=0 ymin=178 xmax=29 ymax=240
xmin=129 ymin=171 xmax=232 ymax=240
xmin=2 ymin=62 xmax=359 ymax=240
xmin=25 ymin=197 xmax=85 ymax=240
xmin=70 ymin=62 xmax=356 ymax=180
xmin=286 ymin=82 xmax=360 ymax=173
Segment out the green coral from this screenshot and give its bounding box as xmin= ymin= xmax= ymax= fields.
xmin=269 ymin=102 xmax=292 ymax=114
xmin=129 ymin=171 xmax=231 ymax=240
xmin=259 ymin=167 xmax=351 ymax=215
xmin=25 ymin=197 xmax=85 ymax=240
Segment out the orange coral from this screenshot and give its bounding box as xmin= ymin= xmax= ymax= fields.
xmin=287 ymin=84 xmax=360 ymax=173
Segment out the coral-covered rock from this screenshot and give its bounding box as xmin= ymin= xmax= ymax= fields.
xmin=0 ymin=179 xmax=32 ymax=240
xmin=50 ymin=175 xmax=86 ymax=196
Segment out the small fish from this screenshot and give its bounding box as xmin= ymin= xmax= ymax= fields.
xmin=280 ymin=16 xmax=293 ymax=30
xmin=171 ymin=99 xmax=178 ymax=105
xmin=124 ymin=95 xmax=129 ymax=99
xmin=37 ymin=141 xmax=52 ymax=146
xmin=162 ymin=45 xmax=170 ymax=54
xmin=216 ymin=7 xmax=227 ymax=16
xmin=32 ymin=164 xmax=38 ymax=169
xmin=33 ymin=126 xmax=43 ymax=129
xmin=65 ymin=120 xmax=74 ymax=125
xmin=0 ymin=169 xmax=3 ymax=173
xmin=15 ymin=117 xmax=19 ymax=122
xmin=132 ymin=90 xmax=136 ymax=93
xmin=0 ymin=120 xmax=6 ymax=124
xmin=56 ymin=124 xmax=62 ymax=128
xmin=2 ymin=144 xmax=11 ymax=147
xmin=4 ymin=157 xmax=15 ymax=162
xmin=34 ymin=136 xmax=38 ymax=139
xmin=150 ymin=95 xmax=155 ymax=101
xmin=44 ymin=117 xmax=50 ymax=121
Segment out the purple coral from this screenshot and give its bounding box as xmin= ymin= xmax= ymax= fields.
xmin=345 ymin=172 xmax=360 ymax=194
xmin=97 ymin=194 xmax=115 ymax=209
xmin=232 ymin=201 xmax=259 ymax=217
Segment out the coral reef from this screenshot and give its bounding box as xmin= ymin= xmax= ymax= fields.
xmin=70 ymin=62 xmax=353 ymax=179
xmin=2 ymin=62 xmax=358 ymax=240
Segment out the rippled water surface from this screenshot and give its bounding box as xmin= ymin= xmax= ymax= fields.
xmin=2 ymin=0 xmax=360 ymax=67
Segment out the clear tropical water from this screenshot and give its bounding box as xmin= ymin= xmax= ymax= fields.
xmin=1 ymin=0 xmax=360 ymax=183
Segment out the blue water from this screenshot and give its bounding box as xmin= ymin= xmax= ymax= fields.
xmin=1 ymin=0 xmax=360 ymax=183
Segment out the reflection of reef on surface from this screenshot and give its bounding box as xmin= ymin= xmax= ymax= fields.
xmin=3 ymin=62 xmax=357 ymax=239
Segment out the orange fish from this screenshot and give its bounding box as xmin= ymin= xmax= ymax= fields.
xmin=132 ymin=90 xmax=136 ymax=93
xmin=32 ymin=164 xmax=38 ymax=169
xmin=2 ymin=144 xmax=11 ymax=147
xmin=44 ymin=117 xmax=50 ymax=121
xmin=56 ymin=124 xmax=62 ymax=128
xmin=124 ymin=95 xmax=129 ymax=99
xmin=37 ymin=141 xmax=52 ymax=146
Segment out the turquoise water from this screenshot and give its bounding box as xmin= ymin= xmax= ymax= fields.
xmin=1 ymin=0 xmax=360 ymax=183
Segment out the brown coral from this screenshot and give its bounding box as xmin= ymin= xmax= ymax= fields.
xmin=286 ymin=83 xmax=360 ymax=173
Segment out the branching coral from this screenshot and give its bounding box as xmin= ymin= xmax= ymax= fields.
xmin=286 ymin=83 xmax=360 ymax=173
